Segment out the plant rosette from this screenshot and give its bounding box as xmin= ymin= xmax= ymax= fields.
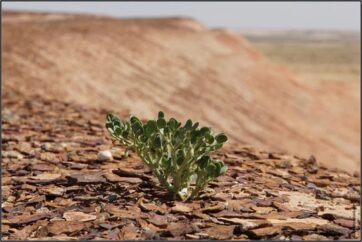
xmin=106 ymin=112 xmax=228 ymax=201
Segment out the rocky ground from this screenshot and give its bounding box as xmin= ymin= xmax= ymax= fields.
xmin=1 ymin=93 xmax=360 ymax=240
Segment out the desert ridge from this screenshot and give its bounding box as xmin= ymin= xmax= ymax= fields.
xmin=2 ymin=11 xmax=359 ymax=173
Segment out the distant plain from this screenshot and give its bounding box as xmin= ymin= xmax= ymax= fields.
xmin=242 ymin=30 xmax=360 ymax=84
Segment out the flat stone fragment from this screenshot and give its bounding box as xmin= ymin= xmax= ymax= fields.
xmin=32 ymin=235 xmax=78 ymax=240
xmin=316 ymin=223 xmax=351 ymax=236
xmin=248 ymin=225 xmax=283 ymax=238
xmin=31 ymin=163 xmax=55 ymax=172
xmin=167 ymin=222 xmax=195 ymax=237
xmin=141 ymin=227 xmax=161 ymax=240
xmin=200 ymin=202 xmax=227 ymax=213
xmin=67 ymin=172 xmax=106 ymax=184
xmin=147 ymin=214 xmax=168 ymax=228
xmin=267 ymin=218 xmax=328 ymax=227
xmin=16 ymin=142 xmax=35 ymax=155
xmin=303 ymin=234 xmax=329 ymax=240
xmin=171 ymin=203 xmax=192 ymax=213
xmin=333 ymin=218 xmax=357 ymax=229
xmin=112 ymin=168 xmax=150 ymax=180
xmin=47 ymin=220 xmax=86 ymax=235
xmin=185 ymin=234 xmax=200 ymax=239
xmin=29 ymin=173 xmax=61 ymax=181
xmin=290 ymin=234 xmax=302 ymax=240
xmin=63 ymin=211 xmax=96 ymax=222
xmin=120 ymin=223 xmax=139 ymax=240
xmin=218 ymin=217 xmax=270 ymax=231
xmin=213 ymin=193 xmax=234 ymax=201
xmin=212 ymin=210 xmax=245 ymax=218
xmin=104 ymin=204 xmax=139 ymax=219
xmin=6 ymin=213 xmax=53 ymax=225
xmin=104 ymin=172 xmax=142 ymax=184
xmin=42 ymin=186 xmax=66 ymax=196
xmin=204 ymin=225 xmax=235 ymax=240
xmin=2 ymin=150 xmax=24 ymax=159
xmin=139 ymin=199 xmax=158 ymax=212
xmin=251 ymin=206 xmax=275 ymax=215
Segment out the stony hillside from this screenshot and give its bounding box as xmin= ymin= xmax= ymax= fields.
xmin=2 ymin=92 xmax=360 ymax=240
xmin=2 ymin=11 xmax=359 ymax=173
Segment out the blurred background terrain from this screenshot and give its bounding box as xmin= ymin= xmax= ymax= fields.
xmin=241 ymin=29 xmax=360 ymax=121
xmin=2 ymin=3 xmax=360 ymax=174
xmin=242 ymin=30 xmax=360 ymax=84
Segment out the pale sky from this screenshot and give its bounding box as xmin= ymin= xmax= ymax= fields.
xmin=2 ymin=2 xmax=360 ymax=31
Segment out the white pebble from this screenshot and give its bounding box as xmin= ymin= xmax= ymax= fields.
xmin=97 ymin=150 xmax=113 ymax=161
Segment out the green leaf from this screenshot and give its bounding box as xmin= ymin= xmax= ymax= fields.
xmin=106 ymin=113 xmax=114 ymax=122
xmin=163 ymin=126 xmax=170 ymax=134
xmin=176 ymin=149 xmax=184 ymax=166
xmin=114 ymin=127 xmax=122 ymax=136
xmin=175 ymin=128 xmax=186 ymax=141
xmin=197 ymin=156 xmax=209 ymax=169
xmin=206 ymin=163 xmax=217 ymax=177
xmin=191 ymin=135 xmax=197 ymax=144
xmin=214 ymin=160 xmax=222 ymax=171
xmin=213 ymin=160 xmax=227 ymax=176
xmin=168 ymin=118 xmax=178 ymax=130
xmin=130 ymin=116 xmax=141 ymax=124
xmin=158 ymin=111 xmax=164 ymax=119
xmin=191 ymin=130 xmax=200 ymax=144
xmin=205 ymin=133 xmax=214 ymax=144
xmin=139 ymin=134 xmax=148 ymax=143
xmin=200 ymin=127 xmax=210 ymax=135
xmin=131 ymin=122 xmax=143 ymax=136
xmin=215 ymin=133 xmax=228 ymax=143
xmin=184 ymin=119 xmax=193 ymax=129
xmin=105 ymin=122 xmax=114 ymax=130
xmin=152 ymin=134 xmax=162 ymax=148
xmin=121 ymin=130 xmax=129 ymax=138
xmin=157 ymin=118 xmax=166 ymax=129
xmin=145 ymin=120 xmax=158 ymax=137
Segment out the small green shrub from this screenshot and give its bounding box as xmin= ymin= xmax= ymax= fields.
xmin=106 ymin=111 xmax=228 ymax=200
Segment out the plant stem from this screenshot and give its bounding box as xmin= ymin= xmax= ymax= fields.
xmin=188 ymin=186 xmax=201 ymax=200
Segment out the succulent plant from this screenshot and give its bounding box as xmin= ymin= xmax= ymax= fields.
xmin=106 ymin=111 xmax=228 ymax=200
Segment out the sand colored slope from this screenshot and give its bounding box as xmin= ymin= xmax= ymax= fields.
xmin=2 ymin=12 xmax=359 ymax=173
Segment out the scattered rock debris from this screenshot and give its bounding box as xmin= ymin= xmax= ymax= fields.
xmin=1 ymin=95 xmax=360 ymax=240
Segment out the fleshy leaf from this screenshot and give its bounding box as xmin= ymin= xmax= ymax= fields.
xmin=215 ymin=133 xmax=228 ymax=143
xmin=158 ymin=111 xmax=164 ymax=119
